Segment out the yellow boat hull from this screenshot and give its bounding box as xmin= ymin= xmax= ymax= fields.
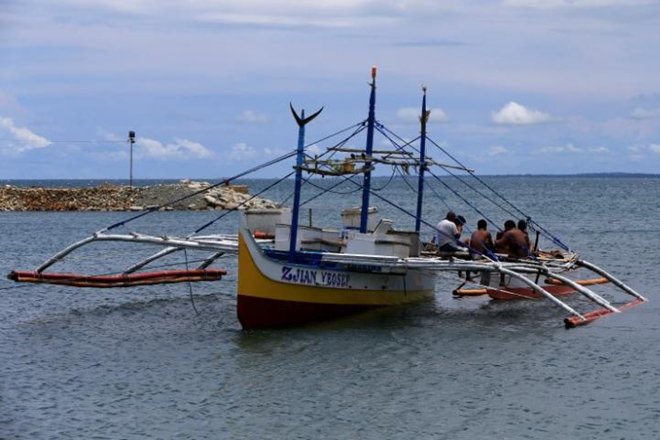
xmin=237 ymin=231 xmax=435 ymax=328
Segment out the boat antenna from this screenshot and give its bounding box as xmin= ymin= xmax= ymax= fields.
xmin=359 ymin=66 xmax=377 ymax=233
xmin=289 ymin=103 xmax=323 ymax=258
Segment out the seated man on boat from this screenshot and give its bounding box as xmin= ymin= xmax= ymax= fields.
xmin=435 ymin=211 xmax=467 ymax=252
xmin=468 ymin=219 xmax=494 ymax=258
xmin=495 ymin=219 xmax=531 ymax=258
xmin=517 ymin=219 xmax=532 ymax=252
xmin=456 ymin=215 xmax=466 ymax=236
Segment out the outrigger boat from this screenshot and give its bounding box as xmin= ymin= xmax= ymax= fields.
xmin=7 ymin=68 xmax=647 ymax=329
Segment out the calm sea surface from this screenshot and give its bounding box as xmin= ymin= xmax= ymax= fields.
xmin=2 ymin=176 xmax=660 ymax=439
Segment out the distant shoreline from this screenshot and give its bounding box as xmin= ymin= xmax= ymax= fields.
xmin=0 ymin=180 xmax=277 ymax=212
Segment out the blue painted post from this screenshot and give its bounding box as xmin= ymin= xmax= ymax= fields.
xmin=415 ymin=87 xmax=429 ymax=232
xmin=359 ymin=67 xmax=377 ymax=233
xmin=289 ymin=110 xmax=307 ymax=258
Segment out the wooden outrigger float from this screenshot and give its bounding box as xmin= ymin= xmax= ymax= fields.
xmin=7 ymin=68 xmax=647 ymax=328
xmin=7 ymin=268 xmax=226 ymax=288
xmin=6 ymin=232 xmax=239 ymax=287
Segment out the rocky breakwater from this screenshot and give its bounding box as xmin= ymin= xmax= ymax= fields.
xmin=0 ymin=180 xmax=278 ymax=211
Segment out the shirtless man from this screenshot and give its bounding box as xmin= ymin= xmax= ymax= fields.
xmin=517 ymin=219 xmax=532 ymax=252
xmin=495 ymin=219 xmax=530 ymax=258
xmin=469 ymin=219 xmax=494 ymax=257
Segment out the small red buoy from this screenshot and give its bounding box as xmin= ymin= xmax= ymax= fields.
xmin=253 ymin=231 xmax=274 ymax=239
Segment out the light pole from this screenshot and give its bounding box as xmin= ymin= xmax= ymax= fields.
xmin=128 ymin=131 xmax=135 ymax=189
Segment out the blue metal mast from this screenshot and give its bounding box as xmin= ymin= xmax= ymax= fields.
xmin=289 ymin=109 xmax=306 ymax=257
xmin=359 ymin=67 xmax=377 ymax=233
xmin=415 ymin=87 xmax=429 ymax=232
xmin=288 ymin=105 xmax=323 ymax=258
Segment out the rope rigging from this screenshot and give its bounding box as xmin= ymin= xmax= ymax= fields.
xmin=286 ymin=117 xmax=507 ymax=254
xmin=314 ymin=167 xmax=497 ymax=260
xmin=304 ymin=178 xmax=363 ymax=197
xmin=439 ymin=167 xmax=523 ymax=224
xmin=192 ymin=171 xmax=295 ymax=235
xmin=371 ymin=167 xmax=398 ymax=191
xmin=379 ymin=122 xmax=570 ymax=252
xmin=426 ymin=168 xmax=498 ymax=233
xmin=104 ymin=149 xmax=298 ymax=232
xmin=103 ymin=121 xmax=367 ymax=234
xmin=425 ymin=136 xmax=571 ymax=251
xmin=278 ymin=123 xmax=366 ymax=206
xmin=380 ymin=124 xmax=506 ymax=226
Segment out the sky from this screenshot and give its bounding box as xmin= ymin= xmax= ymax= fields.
xmin=1 ymin=0 xmax=659 ymax=179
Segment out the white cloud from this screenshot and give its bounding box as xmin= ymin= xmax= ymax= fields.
xmin=136 ymin=137 xmax=212 ymax=159
xmin=57 ymin=0 xmax=398 ymax=28
xmin=627 ymin=145 xmax=645 ymax=160
xmin=396 ymin=107 xmax=447 ymax=124
xmin=197 ymin=13 xmax=365 ymax=28
xmin=230 ymin=142 xmax=258 ymax=161
xmin=489 ymin=146 xmax=508 ymax=156
xmin=236 ymin=110 xmax=269 ymax=124
xmin=263 ymin=144 xmax=318 ymax=159
xmin=492 ymin=102 xmax=551 ymax=125
xmin=505 ymin=0 xmax=651 ymax=8
xmin=627 ymin=144 xmax=660 ymax=157
xmin=0 ymin=116 xmax=51 ymax=154
xmin=396 ymin=108 xmax=419 ymax=124
xmin=588 ymin=146 xmax=609 ymax=154
xmin=306 ymin=144 xmax=321 ymax=156
xmin=176 ymin=138 xmax=213 ymax=157
xmin=263 ymin=146 xmax=288 ymax=157
xmin=428 ymin=109 xmax=448 ymax=123
xmin=63 ymin=0 xmax=147 ymax=13
xmin=630 ymin=107 xmax=660 ymax=120
xmin=97 ymin=127 xmax=125 ymax=142
xmin=539 ymin=143 xmax=581 ymax=154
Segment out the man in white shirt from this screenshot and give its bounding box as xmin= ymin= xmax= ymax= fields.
xmin=435 ymin=211 xmax=466 ymax=252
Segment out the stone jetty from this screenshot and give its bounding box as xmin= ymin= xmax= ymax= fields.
xmin=0 ymin=180 xmax=279 ymax=212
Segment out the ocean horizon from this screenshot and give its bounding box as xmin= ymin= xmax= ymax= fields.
xmin=2 ymin=172 xmax=659 ymax=189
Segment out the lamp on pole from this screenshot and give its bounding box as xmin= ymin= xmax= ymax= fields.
xmin=128 ymin=131 xmax=136 ymax=189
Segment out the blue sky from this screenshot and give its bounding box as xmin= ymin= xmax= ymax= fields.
xmin=1 ymin=0 xmax=659 ymax=179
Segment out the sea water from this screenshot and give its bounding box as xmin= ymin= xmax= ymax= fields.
xmin=1 ymin=175 xmax=660 ymax=439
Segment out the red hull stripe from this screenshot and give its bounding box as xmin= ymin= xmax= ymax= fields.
xmin=237 ymin=294 xmax=377 ymax=329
